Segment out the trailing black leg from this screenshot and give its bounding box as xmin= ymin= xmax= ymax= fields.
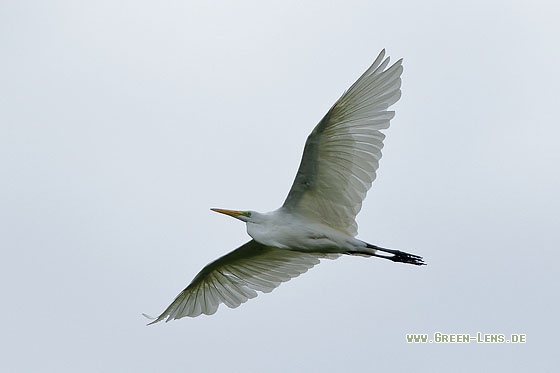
xmin=366 ymin=243 xmax=426 ymax=266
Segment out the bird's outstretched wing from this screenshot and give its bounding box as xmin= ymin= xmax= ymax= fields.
xmin=282 ymin=50 xmax=403 ymax=236
xmin=146 ymin=240 xmax=338 ymax=323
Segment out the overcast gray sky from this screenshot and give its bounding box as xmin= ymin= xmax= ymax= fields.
xmin=2 ymin=1 xmax=559 ymax=371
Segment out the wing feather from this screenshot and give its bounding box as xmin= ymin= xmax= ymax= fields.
xmin=147 ymin=240 xmax=338 ymax=323
xmin=282 ymin=49 xmax=403 ymax=236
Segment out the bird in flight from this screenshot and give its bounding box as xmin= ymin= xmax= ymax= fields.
xmin=146 ymin=49 xmax=424 ymax=324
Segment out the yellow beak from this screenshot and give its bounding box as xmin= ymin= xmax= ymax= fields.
xmin=211 ymin=208 xmax=245 ymax=218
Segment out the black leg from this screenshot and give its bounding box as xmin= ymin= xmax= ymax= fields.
xmin=367 ymin=243 xmax=426 ymax=266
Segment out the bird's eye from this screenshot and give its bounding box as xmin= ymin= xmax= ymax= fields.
xmin=244 ymin=211 xmax=252 ymax=217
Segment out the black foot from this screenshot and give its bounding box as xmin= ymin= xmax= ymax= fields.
xmin=381 ymin=251 xmax=425 ymax=265
xmin=367 ymin=244 xmax=426 ymax=266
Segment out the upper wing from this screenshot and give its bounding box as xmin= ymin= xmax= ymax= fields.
xmin=147 ymin=240 xmax=338 ymax=323
xmin=281 ymin=50 xmax=403 ymax=237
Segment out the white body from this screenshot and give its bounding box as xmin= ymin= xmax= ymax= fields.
xmin=246 ymin=209 xmax=368 ymax=253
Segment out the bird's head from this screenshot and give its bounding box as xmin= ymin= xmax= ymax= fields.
xmin=211 ymin=208 xmax=256 ymax=223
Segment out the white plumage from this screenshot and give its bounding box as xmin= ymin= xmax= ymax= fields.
xmin=282 ymin=50 xmax=402 ymax=236
xmin=145 ymin=49 xmax=423 ymax=324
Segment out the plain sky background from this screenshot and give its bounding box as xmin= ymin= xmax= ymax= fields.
xmin=2 ymin=0 xmax=559 ymax=371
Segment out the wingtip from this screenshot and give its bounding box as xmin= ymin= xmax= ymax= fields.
xmin=142 ymin=313 xmax=161 ymax=326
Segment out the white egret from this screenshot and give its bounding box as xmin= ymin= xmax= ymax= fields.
xmin=146 ymin=49 xmax=424 ymax=324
